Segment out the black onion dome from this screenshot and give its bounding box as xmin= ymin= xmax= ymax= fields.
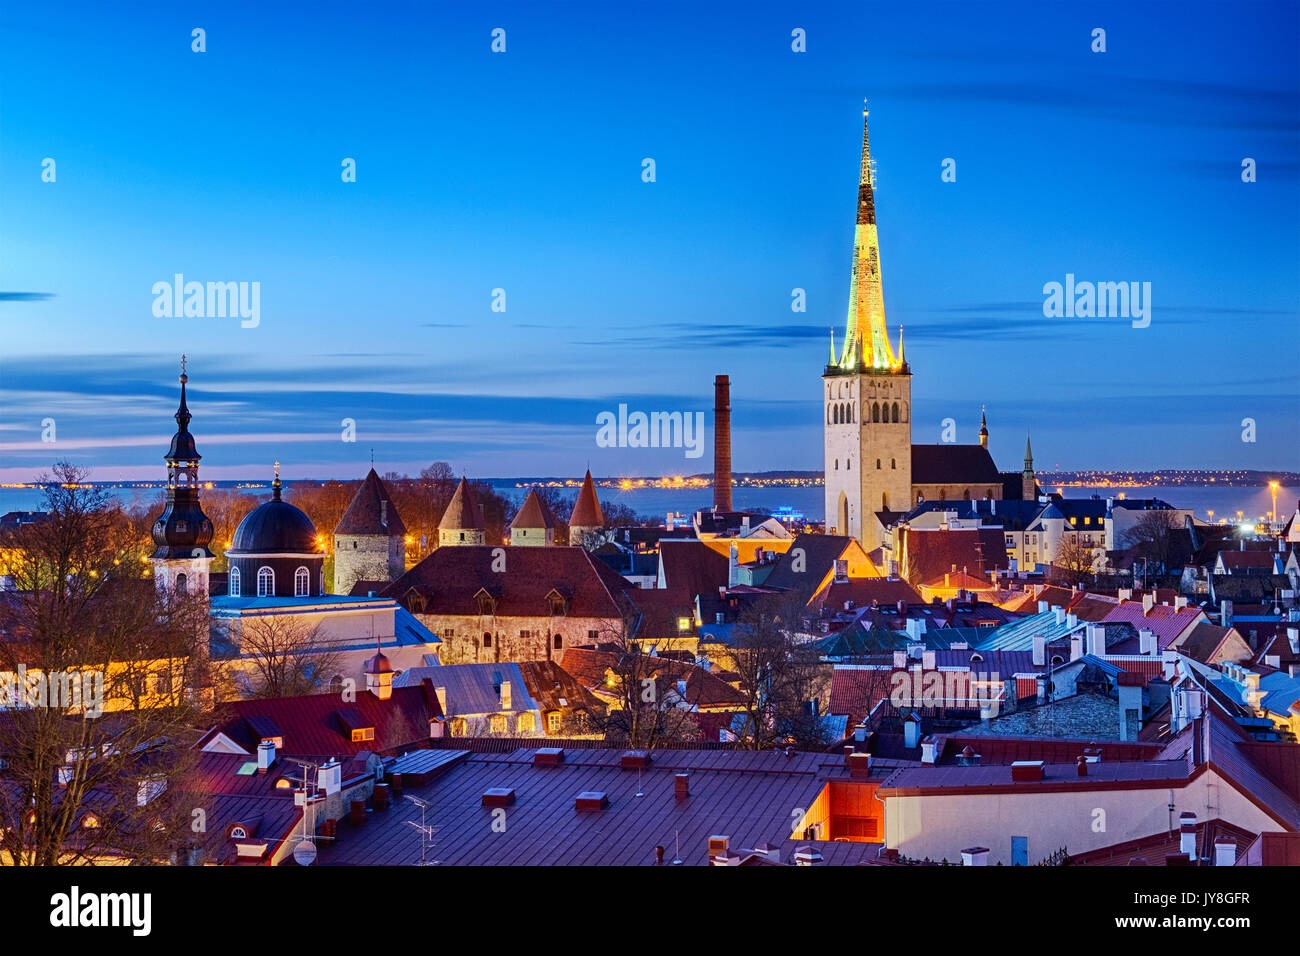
xmin=229 ymin=500 xmax=321 ymax=555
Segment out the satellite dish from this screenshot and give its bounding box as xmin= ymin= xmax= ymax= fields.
xmin=293 ymin=840 xmax=317 ymax=866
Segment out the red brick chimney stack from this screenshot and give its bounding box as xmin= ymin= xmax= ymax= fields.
xmin=714 ymin=374 xmax=733 ymax=512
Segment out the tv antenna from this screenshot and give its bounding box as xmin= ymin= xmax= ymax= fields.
xmin=280 ymin=758 xmax=336 ymax=865
xmin=404 ymin=794 xmax=441 ymax=865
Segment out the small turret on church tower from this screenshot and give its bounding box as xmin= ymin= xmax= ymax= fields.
xmin=364 ymin=643 xmax=393 ymax=700
xmin=569 ymin=470 xmax=605 ymax=548
xmin=1022 ymin=433 xmax=1037 ymax=501
xmin=150 ymin=357 xmax=215 ymax=604
xmin=333 ymin=468 xmax=408 ymax=594
xmin=438 ymin=477 xmax=485 ymax=547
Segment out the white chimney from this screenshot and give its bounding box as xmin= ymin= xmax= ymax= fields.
xmin=893 ymin=650 xmax=906 ymax=668
xmin=1070 ymin=634 xmax=1084 ymax=661
xmin=1053 ymin=606 xmax=1066 ymax=625
xmin=1179 ymin=812 xmax=1197 ymax=859
xmin=920 ymin=738 xmax=936 ymax=764
xmin=319 ymin=759 xmax=342 ymax=796
xmin=500 ymin=680 xmax=512 ymax=709
xmin=1139 ymin=629 xmax=1157 ymax=656
xmin=960 ymin=847 xmax=990 ymax=866
xmin=1032 ymin=634 xmax=1046 ymax=667
xmin=1037 ymin=600 xmax=1050 ymax=614
xmin=1174 ymin=596 xmax=1188 ymax=610
xmin=1214 ymin=838 xmax=1237 ymax=867
xmin=1086 ymin=623 xmax=1106 ymax=657
xmin=1142 ymin=593 xmax=1156 ymax=615
xmin=257 ymin=739 xmax=275 ymax=773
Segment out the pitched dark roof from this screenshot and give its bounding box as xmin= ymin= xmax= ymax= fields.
xmin=570 ymin=471 xmax=604 ymax=528
xmin=384 ymin=545 xmax=635 ymax=618
xmin=510 ymin=488 xmax=556 ymax=530
xmin=335 ymin=468 xmax=407 ymax=536
xmin=203 ymin=684 xmax=442 ymax=758
xmin=657 ymin=540 xmax=729 ymax=598
xmin=439 ymin=477 xmax=485 ymax=531
xmin=901 ymin=526 xmax=1008 ymax=584
xmin=911 ymin=444 xmax=1002 ymax=486
xmin=763 ymin=534 xmax=854 ymax=592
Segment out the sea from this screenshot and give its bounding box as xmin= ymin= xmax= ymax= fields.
xmin=1 ymin=482 xmax=1294 ymax=527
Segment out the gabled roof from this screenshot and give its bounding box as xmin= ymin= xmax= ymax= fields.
xmin=394 ymin=663 xmax=538 ymax=716
xmin=762 ymin=533 xmax=855 ymax=592
xmin=911 ymin=444 xmax=1002 ymax=485
xmin=335 ymin=468 xmax=407 ymax=536
xmin=1101 ymin=601 xmax=1206 ymax=650
xmin=570 ymin=470 xmax=604 ymax=528
xmin=658 ymin=540 xmax=729 ymax=597
xmin=807 ymin=578 xmax=922 ymax=613
xmin=201 ymin=684 xmax=441 ymax=758
xmin=385 ymin=545 xmax=634 ymax=618
xmin=510 ymin=489 xmax=556 ymax=530
xmin=901 ymin=526 xmax=1008 ymax=584
xmin=439 ymin=477 xmax=485 ymax=531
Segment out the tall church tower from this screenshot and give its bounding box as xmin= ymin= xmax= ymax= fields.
xmin=823 ymin=105 xmax=911 ymax=551
xmin=150 ymin=357 xmax=215 ymax=602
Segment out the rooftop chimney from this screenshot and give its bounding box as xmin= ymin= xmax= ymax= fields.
xmin=257 ymin=739 xmax=275 ymax=773
xmin=674 ymin=773 xmax=690 ymax=800
xmin=1139 ymin=629 xmax=1156 ymax=656
xmin=1086 ymin=623 xmax=1106 ymax=657
xmin=713 ymin=375 xmax=733 ymax=512
xmin=1032 ymin=634 xmax=1046 ymax=667
xmin=961 ymin=846 xmax=990 ymax=866
xmin=1214 ymin=837 xmax=1237 ymax=867
xmin=1179 ymin=812 xmax=1197 ymax=859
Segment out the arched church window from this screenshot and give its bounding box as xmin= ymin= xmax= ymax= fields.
xmin=872 ymin=402 xmax=880 ymax=422
xmin=257 ymin=566 xmax=274 ymax=596
xmin=832 ymin=405 xmax=839 ymax=424
xmin=891 ymin=458 xmax=896 ymax=469
xmin=882 ymin=493 xmax=889 ymax=510
xmin=230 ymin=567 xmax=241 ymax=597
xmin=175 ymin=573 xmax=187 ymax=593
xmin=294 ymin=566 xmax=310 ymax=596
xmin=892 ymin=402 xmax=900 ymax=422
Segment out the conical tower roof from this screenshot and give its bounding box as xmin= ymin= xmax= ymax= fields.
xmin=510 ymin=488 xmax=556 ymax=530
xmin=570 ymin=470 xmax=604 ymax=528
xmin=835 ymin=103 xmax=900 ymax=373
xmin=439 ymin=477 xmax=485 ymax=531
xmin=336 ymin=468 xmax=407 ymax=536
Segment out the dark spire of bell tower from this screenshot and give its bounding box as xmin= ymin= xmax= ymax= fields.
xmin=151 ymin=357 xmax=215 ymax=559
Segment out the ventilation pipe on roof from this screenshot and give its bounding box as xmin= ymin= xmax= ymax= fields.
xmin=1038 ymin=600 xmax=1049 ymax=614
xmin=1032 ymin=634 xmax=1046 ymax=667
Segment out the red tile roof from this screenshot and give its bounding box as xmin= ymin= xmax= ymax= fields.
xmin=335 ymin=468 xmax=407 ymax=536
xmin=1101 ymin=601 xmax=1205 ymax=650
xmin=203 ymin=683 xmax=441 ymax=758
xmin=808 ymin=579 xmax=922 ymax=613
xmin=658 ymin=540 xmax=729 ymax=597
xmin=439 ymin=477 xmax=484 ymax=531
xmin=570 ymin=470 xmax=604 ymax=528
xmin=510 ymin=489 xmax=556 ymax=530
xmin=384 ymin=545 xmax=635 ymax=618
xmin=901 ymin=526 xmax=1009 ymax=584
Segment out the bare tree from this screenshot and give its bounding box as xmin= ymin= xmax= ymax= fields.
xmin=731 ymin=592 xmax=834 ymax=750
xmin=0 ymin=463 xmax=207 ymax=865
xmin=224 ymin=615 xmax=341 ymax=699
xmin=572 ymin=601 xmax=703 ymax=749
xmin=1120 ymin=510 xmax=1183 ymax=573
xmin=1050 ymin=535 xmax=1098 ymax=587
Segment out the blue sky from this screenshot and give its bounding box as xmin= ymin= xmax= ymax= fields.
xmin=1 ymin=0 xmax=1297 ymax=481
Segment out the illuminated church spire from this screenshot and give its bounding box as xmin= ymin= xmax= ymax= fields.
xmin=836 ymin=102 xmax=902 ymax=372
